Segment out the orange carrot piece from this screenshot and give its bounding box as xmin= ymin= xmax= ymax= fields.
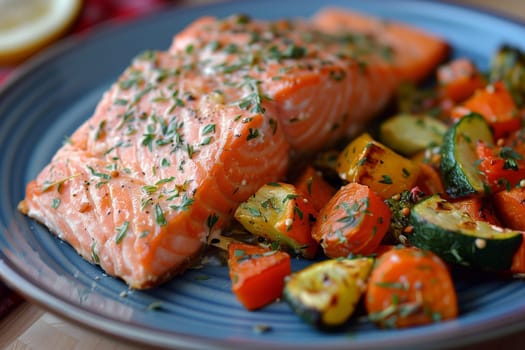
xmin=312 ymin=182 xmax=391 ymax=258
xmin=511 ymin=232 xmax=525 ymax=274
xmin=437 ymin=58 xmax=485 ymax=103
xmin=414 ymin=162 xmax=445 ymax=196
xmin=366 ymin=246 xmax=458 ymax=328
xmin=493 ymin=187 xmax=525 ymax=231
xmin=373 ymin=244 xmax=399 ymax=257
xmin=451 ymin=82 xmax=521 ymax=139
xmin=294 ymin=166 xmax=337 ymax=212
xmin=450 ymin=196 xmax=501 ymax=226
xmin=503 ymin=128 xmax=525 ymax=160
xmin=228 ymin=243 xmax=291 ymax=310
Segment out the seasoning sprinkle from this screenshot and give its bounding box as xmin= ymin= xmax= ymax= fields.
xmin=115 ymin=221 xmax=130 ymax=244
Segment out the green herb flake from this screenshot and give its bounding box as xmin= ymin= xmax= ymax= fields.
xmin=147 ymin=301 xmax=163 ymax=311
xmin=87 ymin=166 xmax=112 ymax=180
xmin=234 ymin=249 xmax=245 ymax=257
xmin=154 ymin=204 xmax=167 ymax=226
xmin=91 ymin=241 xmax=100 ymax=264
xmin=207 ymin=213 xmax=219 ymax=232
xmin=115 ymin=221 xmax=130 ymax=244
xmin=51 ymin=198 xmax=61 ymax=209
xmin=170 ymin=194 xmax=194 ymax=211
xmin=375 ymin=281 xmax=408 ymax=290
xmin=247 ymin=206 xmax=262 ymax=217
xmin=200 ymin=136 xmax=213 ymax=146
xmin=247 ymin=128 xmax=259 ymax=140
xmin=202 ymin=123 xmax=216 ymax=135
xmin=253 ymin=324 xmax=272 ymax=334
xmin=194 ymin=274 xmax=210 ymax=281
xmin=185 ymin=44 xmax=195 ymax=54
xmin=379 ymin=175 xmax=393 ymax=184
xmin=114 ymin=98 xmax=129 ymax=106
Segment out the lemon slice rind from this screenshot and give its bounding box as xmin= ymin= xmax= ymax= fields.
xmin=0 ymin=0 xmax=82 ymax=65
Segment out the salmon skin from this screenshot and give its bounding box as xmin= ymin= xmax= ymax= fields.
xmin=19 ymin=9 xmax=448 ymax=289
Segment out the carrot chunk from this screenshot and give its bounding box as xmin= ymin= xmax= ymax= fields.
xmin=437 ymin=58 xmax=486 ymax=103
xmin=511 ymin=232 xmax=525 ymax=274
xmin=414 ymin=162 xmax=445 ymax=196
xmin=294 ymin=166 xmax=337 ymax=212
xmin=452 ymin=82 xmax=521 ymax=139
xmin=366 ymin=246 xmax=458 ymax=328
xmin=450 ymin=196 xmax=501 ymax=226
xmin=312 ymin=182 xmax=391 ymax=258
xmin=493 ymin=187 xmax=525 ymax=230
xmin=228 ymin=243 xmax=291 ymax=310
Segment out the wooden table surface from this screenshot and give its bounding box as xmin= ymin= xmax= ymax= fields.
xmin=2 ymin=0 xmax=525 ymax=349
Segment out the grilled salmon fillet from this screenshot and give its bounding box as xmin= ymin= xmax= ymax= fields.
xmin=19 ymin=9 xmax=448 ymax=288
xmin=170 ymin=9 xmax=448 ymax=153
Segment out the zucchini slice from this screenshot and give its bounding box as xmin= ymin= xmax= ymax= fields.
xmin=380 ymin=113 xmax=448 ymax=156
xmin=440 ymin=113 xmax=493 ymax=198
xmin=283 ymin=257 xmax=373 ymax=329
xmin=408 ymin=195 xmax=523 ymax=270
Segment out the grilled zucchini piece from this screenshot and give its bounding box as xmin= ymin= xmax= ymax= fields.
xmin=439 ymin=113 xmax=493 ymax=198
xmin=408 ymin=194 xmax=523 ymax=270
xmin=380 ymin=113 xmax=447 ymax=156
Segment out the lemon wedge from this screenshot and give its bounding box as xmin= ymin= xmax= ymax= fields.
xmin=0 ymin=0 xmax=82 ymax=65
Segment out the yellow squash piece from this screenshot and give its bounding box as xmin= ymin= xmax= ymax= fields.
xmin=336 ymin=133 xmax=420 ymax=199
xmin=283 ymin=257 xmax=374 ymax=329
xmin=234 ymin=182 xmax=318 ymax=259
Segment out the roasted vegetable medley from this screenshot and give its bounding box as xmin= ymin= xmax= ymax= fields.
xmin=214 ymin=45 xmax=525 ymax=330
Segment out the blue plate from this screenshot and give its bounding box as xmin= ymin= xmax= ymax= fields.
xmin=1 ymin=0 xmax=525 ymax=349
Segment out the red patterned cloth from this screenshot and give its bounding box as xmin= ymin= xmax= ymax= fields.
xmin=74 ymin=0 xmax=171 ymax=32
xmin=0 ymin=0 xmax=174 ymax=84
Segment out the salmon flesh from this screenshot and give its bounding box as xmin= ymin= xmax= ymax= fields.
xmin=19 ymin=9 xmax=448 ymax=288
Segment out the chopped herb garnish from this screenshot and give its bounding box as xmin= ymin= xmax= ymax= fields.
xmin=91 ymin=241 xmax=100 ymax=264
xmin=115 ymin=221 xmax=130 ymax=244
xmin=247 ymin=128 xmax=259 ymax=140
xmin=156 ymin=176 xmax=175 ymax=186
xmin=114 ymin=98 xmax=128 ymax=106
xmin=294 ymin=205 xmax=304 ymax=220
xmin=170 ymin=194 xmax=194 ymax=211
xmin=234 ymin=249 xmax=245 ymax=257
xmin=87 ymin=166 xmax=112 ymax=180
xmin=202 ymin=123 xmax=216 ymax=135
xmin=200 ymin=136 xmax=213 ymax=146
xmin=41 ymin=174 xmax=79 ymax=193
xmin=379 ymin=175 xmax=393 ymax=184
xmin=206 ymin=213 xmax=219 ymax=232
xmin=147 ymin=301 xmax=163 ymax=310
xmin=185 ymin=44 xmax=195 ymax=54
xmin=375 ymin=281 xmax=409 ymax=290
xmin=154 ymin=204 xmax=167 ymax=226
xmin=51 ymin=198 xmax=61 ymax=209
xmin=94 ymin=120 xmax=106 ymax=141
xmin=500 ymin=146 xmax=523 ymax=170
